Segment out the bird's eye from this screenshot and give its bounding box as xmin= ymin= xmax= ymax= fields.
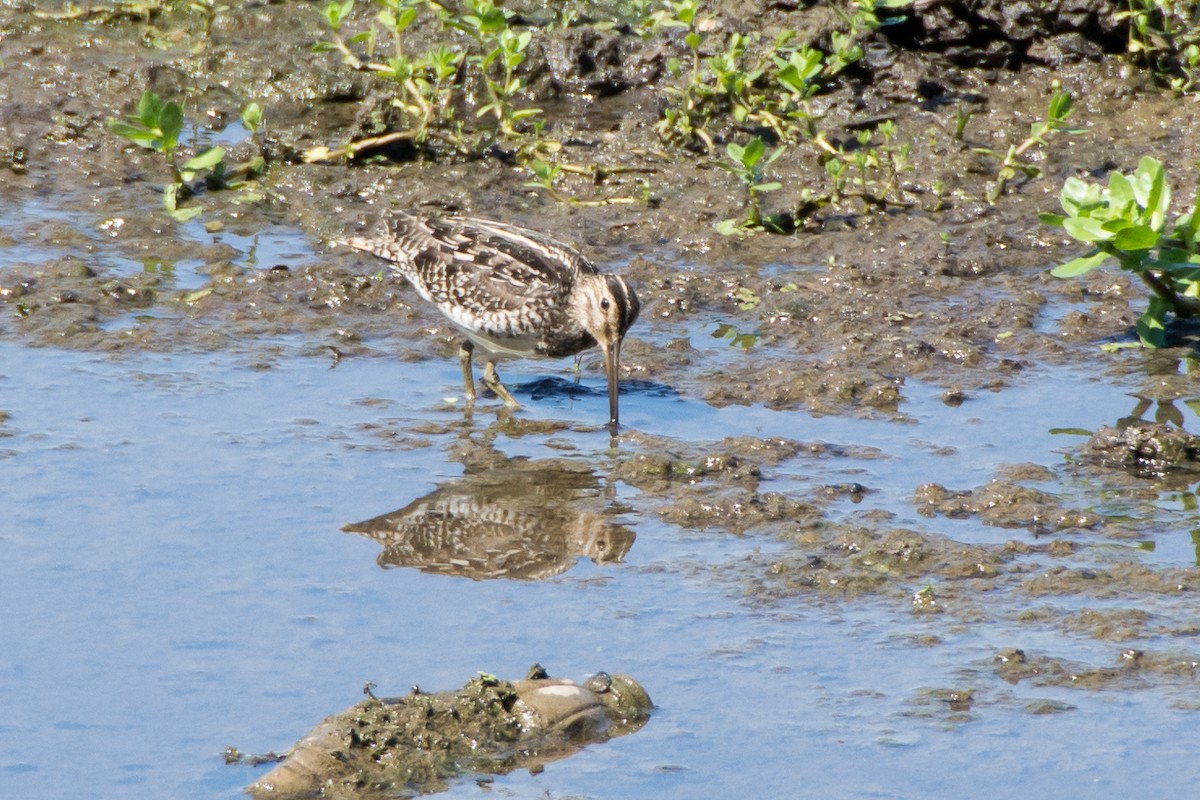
xmin=601 ymin=298 xmax=611 ymax=311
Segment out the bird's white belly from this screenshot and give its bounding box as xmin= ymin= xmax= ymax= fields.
xmin=429 ymin=295 xmax=546 ymax=358
xmin=458 ymin=324 xmax=543 ymax=358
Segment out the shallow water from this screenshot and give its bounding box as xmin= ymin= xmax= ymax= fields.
xmin=6 ymin=1 xmax=1200 ymax=795
xmin=3 ymin=302 xmax=1200 ymax=799
xmin=4 ymin=176 xmax=1200 ymax=800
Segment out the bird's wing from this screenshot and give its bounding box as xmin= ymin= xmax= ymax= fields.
xmin=421 ymin=216 xmax=595 ymax=313
xmin=343 ymin=212 xmax=593 ymax=314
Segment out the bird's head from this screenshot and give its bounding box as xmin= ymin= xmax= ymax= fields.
xmin=576 ymin=274 xmax=640 ymax=428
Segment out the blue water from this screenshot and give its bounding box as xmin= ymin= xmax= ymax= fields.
xmin=4 ymin=198 xmax=1200 ymax=800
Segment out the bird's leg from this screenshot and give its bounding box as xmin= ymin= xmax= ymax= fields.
xmin=482 ymin=359 xmax=521 ymax=408
xmin=458 ymin=341 xmax=477 ymax=404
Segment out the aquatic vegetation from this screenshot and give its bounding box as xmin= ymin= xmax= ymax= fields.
xmin=312 ymin=0 xmax=545 ymax=159
xmin=715 ymin=136 xmax=784 ymax=235
xmin=1120 ymin=0 xmax=1200 ymax=94
xmin=647 ymin=1 xmax=919 ymax=221
xmin=106 ymin=91 xmax=222 ymax=222
xmin=820 ymin=118 xmax=912 ymax=214
xmin=975 ymin=89 xmax=1084 ymax=204
xmin=1042 ymin=156 xmax=1200 ymax=347
xmin=107 ymin=91 xmax=268 ymax=221
xmin=451 ymin=0 xmax=542 ymax=139
xmin=651 ymin=5 xmax=863 ymax=153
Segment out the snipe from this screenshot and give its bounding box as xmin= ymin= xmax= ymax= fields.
xmin=342 ymin=212 xmax=640 ymax=426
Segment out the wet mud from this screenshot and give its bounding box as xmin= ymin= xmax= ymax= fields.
xmin=4 ymin=0 xmax=1200 ymax=791
xmin=238 ymin=666 xmax=651 ymax=798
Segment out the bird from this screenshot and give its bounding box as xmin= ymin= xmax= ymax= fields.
xmin=340 ymin=211 xmax=640 ymax=427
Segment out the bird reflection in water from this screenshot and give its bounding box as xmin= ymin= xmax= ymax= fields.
xmin=343 ymin=459 xmax=634 ymax=581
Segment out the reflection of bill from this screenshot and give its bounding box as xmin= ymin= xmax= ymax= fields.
xmin=343 ymin=463 xmax=635 ymax=580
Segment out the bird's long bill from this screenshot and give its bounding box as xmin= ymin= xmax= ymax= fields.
xmin=604 ymin=337 xmax=622 ymax=428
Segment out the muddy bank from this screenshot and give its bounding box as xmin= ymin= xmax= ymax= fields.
xmin=4 ymin=0 xmax=1200 ymax=729
xmin=3 ymin=0 xmax=1198 ymax=411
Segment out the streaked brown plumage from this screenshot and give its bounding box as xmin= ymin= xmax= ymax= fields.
xmin=342 ymin=212 xmax=640 ymax=426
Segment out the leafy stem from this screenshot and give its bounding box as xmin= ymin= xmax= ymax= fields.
xmin=1042 ymin=156 xmax=1200 ymax=347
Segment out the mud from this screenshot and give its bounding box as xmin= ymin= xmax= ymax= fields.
xmin=240 ymin=666 xmax=651 ymax=798
xmin=4 ymin=0 xmax=1200 ymax=783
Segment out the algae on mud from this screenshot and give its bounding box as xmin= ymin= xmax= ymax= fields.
xmin=241 ymin=666 xmax=652 ymax=799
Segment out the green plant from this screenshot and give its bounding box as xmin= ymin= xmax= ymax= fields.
xmin=107 ymin=90 xmax=224 ymax=222
xmin=842 ymin=0 xmax=912 ymax=32
xmin=1118 ymin=0 xmax=1200 ymax=92
xmin=181 ymin=0 xmax=229 ymax=50
xmin=976 ymin=89 xmax=1084 ymax=203
xmin=715 ymin=136 xmax=784 ymax=235
xmin=204 ymin=102 xmax=269 ymax=200
xmin=1041 ymin=156 xmax=1200 ymax=347
xmin=314 ymin=0 xmax=544 ymax=158
xmin=108 ymin=92 xmax=270 ymax=219
xmin=651 ymin=0 xmax=717 ymax=150
xmin=1173 ymin=42 xmax=1200 ymax=94
xmin=315 ymin=0 xmax=458 ymax=147
xmin=446 ymin=0 xmax=541 ymax=140
xmin=523 ymin=157 xmax=564 ymax=200
xmin=712 ymin=322 xmax=759 ymax=348
xmin=815 ymin=119 xmax=912 ymax=213
xmin=953 ymin=105 xmax=974 ymax=140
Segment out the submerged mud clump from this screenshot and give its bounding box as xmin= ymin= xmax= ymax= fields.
xmin=761 ymin=525 xmax=1009 ymax=600
xmin=1082 ymin=422 xmax=1200 ymax=478
xmin=244 ymin=667 xmax=652 ymax=799
xmin=1019 ymin=563 xmax=1196 ymax=598
xmin=991 ymin=647 xmax=1200 ymax=693
xmin=0 ymin=258 xmax=162 ymax=344
xmin=913 ymin=479 xmax=1103 ymax=532
xmin=612 ymin=434 xmax=863 ymax=534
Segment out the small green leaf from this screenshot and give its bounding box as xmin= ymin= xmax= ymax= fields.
xmin=136 ymin=90 xmax=164 ymax=124
xmin=1131 ymin=156 xmax=1166 ymax=220
xmin=1111 ymin=224 xmax=1158 ymax=251
xmin=158 ymin=101 xmax=183 ymax=152
xmin=240 ymin=102 xmax=262 ymax=134
xmin=397 ymin=6 xmax=417 ymax=30
xmin=754 ymin=181 xmax=782 ymax=193
xmin=170 ymin=206 xmax=203 ymax=223
xmin=1038 ymin=212 xmax=1066 ymax=227
xmin=1047 ymin=90 xmax=1074 ymax=123
xmin=107 ymin=120 xmax=160 ymax=148
xmin=1062 ymin=216 xmax=1116 ymax=243
xmin=1060 ymin=176 xmax=1102 ymax=214
xmin=183 ymin=146 xmax=224 ymax=172
xmin=1107 ymin=170 xmax=1135 ymax=213
xmin=715 ymin=218 xmax=743 ymax=236
xmin=1050 ymin=250 xmax=1110 ymax=278
xmin=182 ymin=287 xmax=213 ymax=304
xmin=742 ymin=137 xmax=764 ymax=167
xmin=1136 ymin=296 xmax=1171 ymax=348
